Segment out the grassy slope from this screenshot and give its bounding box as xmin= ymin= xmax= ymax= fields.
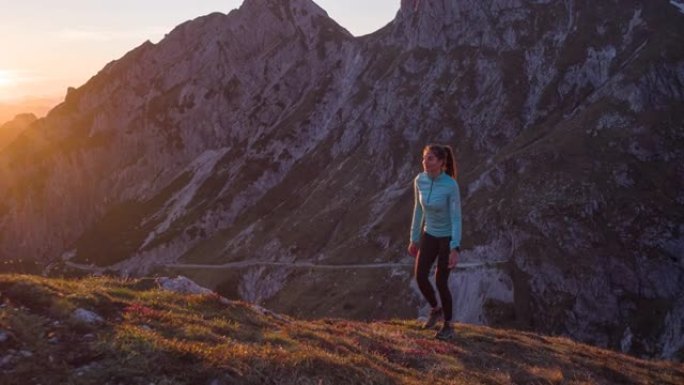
xmin=0 ymin=274 xmax=682 ymax=385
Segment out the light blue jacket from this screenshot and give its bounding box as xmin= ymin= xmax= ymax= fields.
xmin=410 ymin=171 xmax=462 ymax=250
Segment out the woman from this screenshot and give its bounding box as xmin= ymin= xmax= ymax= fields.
xmin=408 ymin=144 xmax=462 ymax=340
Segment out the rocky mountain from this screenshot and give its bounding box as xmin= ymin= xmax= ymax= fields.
xmin=0 ymin=113 xmax=36 ymax=151
xmin=0 ymin=98 xmax=55 ymax=130
xmin=0 ymin=0 xmax=683 ymax=360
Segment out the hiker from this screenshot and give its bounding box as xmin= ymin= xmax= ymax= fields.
xmin=408 ymin=144 xmax=462 ymax=340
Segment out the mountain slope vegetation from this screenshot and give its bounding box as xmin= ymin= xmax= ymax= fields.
xmin=1 ymin=274 xmax=682 ymax=385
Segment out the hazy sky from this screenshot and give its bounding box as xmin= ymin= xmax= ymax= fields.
xmin=0 ymin=0 xmax=399 ymax=103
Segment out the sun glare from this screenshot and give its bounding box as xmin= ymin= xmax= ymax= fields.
xmin=0 ymin=70 xmax=14 ymax=87
xmin=0 ymin=70 xmax=20 ymax=102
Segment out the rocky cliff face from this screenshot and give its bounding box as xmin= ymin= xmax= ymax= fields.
xmin=1 ymin=0 xmax=682 ymax=360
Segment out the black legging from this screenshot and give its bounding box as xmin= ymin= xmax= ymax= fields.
xmin=415 ymin=232 xmax=453 ymax=322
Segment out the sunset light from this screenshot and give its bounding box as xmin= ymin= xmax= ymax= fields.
xmin=0 ymin=1 xmax=396 ymax=110
xmin=0 ymin=70 xmax=15 ymax=88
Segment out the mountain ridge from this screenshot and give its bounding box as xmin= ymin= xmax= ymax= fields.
xmin=1 ymin=273 xmax=682 ymax=384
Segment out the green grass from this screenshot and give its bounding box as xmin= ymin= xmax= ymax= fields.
xmin=0 ymin=274 xmax=682 ymax=385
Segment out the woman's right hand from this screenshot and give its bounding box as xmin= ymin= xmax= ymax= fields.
xmin=408 ymin=242 xmax=419 ymax=258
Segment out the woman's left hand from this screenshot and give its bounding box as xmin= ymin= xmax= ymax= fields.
xmin=448 ymin=249 xmax=459 ymax=269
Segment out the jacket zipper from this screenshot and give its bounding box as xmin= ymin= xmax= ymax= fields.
xmin=427 ymin=178 xmax=434 ymax=204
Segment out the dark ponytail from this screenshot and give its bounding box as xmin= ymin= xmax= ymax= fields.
xmin=423 ymin=144 xmax=458 ymax=179
xmin=443 ymin=145 xmax=457 ymax=179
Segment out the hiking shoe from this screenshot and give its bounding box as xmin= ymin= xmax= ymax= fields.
xmin=435 ymin=324 xmax=456 ymax=341
xmin=422 ymin=307 xmax=443 ymax=329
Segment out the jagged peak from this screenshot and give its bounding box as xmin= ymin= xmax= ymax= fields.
xmin=158 ymin=0 xmax=348 ymax=46
xmin=154 ymin=0 xmax=332 ymax=42
xmin=241 ymin=0 xmax=355 ymax=39
xmin=240 ymin=0 xmax=328 ymax=19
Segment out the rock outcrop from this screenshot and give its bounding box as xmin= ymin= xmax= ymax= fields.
xmin=0 ymin=113 xmax=36 ymax=151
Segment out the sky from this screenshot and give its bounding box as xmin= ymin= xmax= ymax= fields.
xmin=0 ymin=0 xmax=399 ymax=106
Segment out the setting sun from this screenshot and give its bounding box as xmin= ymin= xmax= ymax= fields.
xmin=0 ymin=70 xmax=15 ymax=88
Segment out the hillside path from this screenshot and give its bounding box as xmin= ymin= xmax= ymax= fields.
xmin=64 ymin=260 xmax=508 ymax=273
xmin=164 ymin=260 xmax=508 ymax=270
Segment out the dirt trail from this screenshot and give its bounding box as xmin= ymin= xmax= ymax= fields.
xmin=65 ymin=260 xmax=508 ymax=272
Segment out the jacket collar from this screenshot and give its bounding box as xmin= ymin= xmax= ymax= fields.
xmin=424 ymin=171 xmax=445 ymax=181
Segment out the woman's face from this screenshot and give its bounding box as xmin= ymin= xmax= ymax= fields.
xmin=422 ymin=150 xmax=444 ymax=174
